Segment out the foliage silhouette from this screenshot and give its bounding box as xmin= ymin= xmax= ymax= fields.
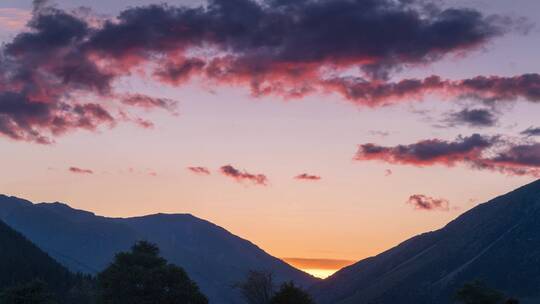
xmin=65 ymin=274 xmax=97 ymax=304
xmin=235 ymin=270 xmax=275 ymax=304
xmin=455 ymin=281 xmax=520 ymax=304
xmin=270 ymin=282 xmax=315 ymax=304
xmin=97 ymin=241 xmax=208 ymax=304
xmin=0 ymin=280 xmax=57 ymax=304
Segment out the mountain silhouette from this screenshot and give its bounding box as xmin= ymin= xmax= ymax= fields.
xmin=0 ymin=216 xmax=73 ymax=297
xmin=311 ymin=179 xmax=540 ymax=304
xmin=0 ymin=195 xmax=317 ymax=304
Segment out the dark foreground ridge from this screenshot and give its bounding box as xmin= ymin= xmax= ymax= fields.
xmin=0 ymin=218 xmax=74 ymax=298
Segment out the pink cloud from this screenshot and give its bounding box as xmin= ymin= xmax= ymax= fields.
xmin=294 ymin=173 xmax=321 ymax=181
xmin=188 ymin=166 xmax=211 ymax=175
xmin=0 ymin=1 xmax=521 ymax=144
xmin=220 ymin=165 xmax=268 ymax=186
xmin=355 ymin=134 xmax=540 ymax=177
xmin=69 ymin=166 xmax=93 ymax=175
xmin=407 ymin=194 xmax=449 ymax=211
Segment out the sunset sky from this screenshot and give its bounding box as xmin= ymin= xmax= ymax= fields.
xmin=0 ymin=0 xmax=539 ymax=278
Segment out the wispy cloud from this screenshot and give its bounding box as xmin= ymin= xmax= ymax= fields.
xmin=187 ymin=166 xmax=211 ymax=175
xmin=355 ymin=134 xmax=540 ymax=177
xmin=356 ymin=134 xmax=494 ymax=166
xmin=220 ymin=165 xmax=268 ymax=186
xmin=406 ymin=194 xmax=450 ymax=211
xmin=294 ymin=173 xmax=321 ymax=181
xmin=120 ymin=94 xmax=178 ymax=114
xmin=368 ymin=130 xmax=390 ymax=137
xmin=325 ymin=74 xmax=540 ymax=106
xmin=443 ymin=108 xmax=499 ymax=128
xmin=521 ymin=127 xmax=540 ymax=137
xmin=69 ymin=166 xmax=93 ymax=174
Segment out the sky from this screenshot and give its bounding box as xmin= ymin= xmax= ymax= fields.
xmin=0 ymin=0 xmax=539 ymax=278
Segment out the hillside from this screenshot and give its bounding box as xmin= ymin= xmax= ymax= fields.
xmin=312 ymin=179 xmax=540 ymax=304
xmin=0 ymin=216 xmax=73 ymax=299
xmin=0 ymin=195 xmax=317 ymax=304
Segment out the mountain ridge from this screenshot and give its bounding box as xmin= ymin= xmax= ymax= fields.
xmin=312 ymin=179 xmax=540 ymax=304
xmin=0 ymin=195 xmax=317 ymax=304
xmin=4 ymin=179 xmax=539 ymax=303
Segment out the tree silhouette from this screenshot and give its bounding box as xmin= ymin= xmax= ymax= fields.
xmin=66 ymin=274 xmax=97 ymax=304
xmin=270 ymin=282 xmax=315 ymax=304
xmin=454 ymin=281 xmax=505 ymax=304
xmin=97 ymin=241 xmax=208 ymax=304
xmin=235 ymin=270 xmax=275 ymax=304
xmin=0 ymin=280 xmax=57 ymax=304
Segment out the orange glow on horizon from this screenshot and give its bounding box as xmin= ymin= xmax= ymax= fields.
xmin=283 ymin=257 xmax=356 ymax=279
xmin=303 ymin=268 xmax=339 ymax=279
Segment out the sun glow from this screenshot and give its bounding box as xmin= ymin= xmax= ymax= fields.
xmin=303 ymin=268 xmax=339 ymax=279
xmin=283 ymin=257 xmax=355 ymax=279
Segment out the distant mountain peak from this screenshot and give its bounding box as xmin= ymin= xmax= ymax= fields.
xmin=35 ymin=201 xmax=96 ymax=222
xmin=137 ymin=212 xmax=198 ymax=220
xmin=0 ymin=195 xmax=316 ymax=304
xmin=0 ymin=194 xmax=33 ymax=206
xmin=0 ymin=194 xmax=33 ymax=217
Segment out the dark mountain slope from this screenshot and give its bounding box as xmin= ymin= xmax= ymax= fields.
xmin=0 ymin=218 xmax=73 ymax=297
xmin=0 ymin=196 xmax=138 ymax=273
xmin=120 ymin=214 xmax=317 ymax=302
xmin=0 ymin=195 xmax=316 ymax=304
xmin=312 ymin=179 xmax=540 ymax=304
